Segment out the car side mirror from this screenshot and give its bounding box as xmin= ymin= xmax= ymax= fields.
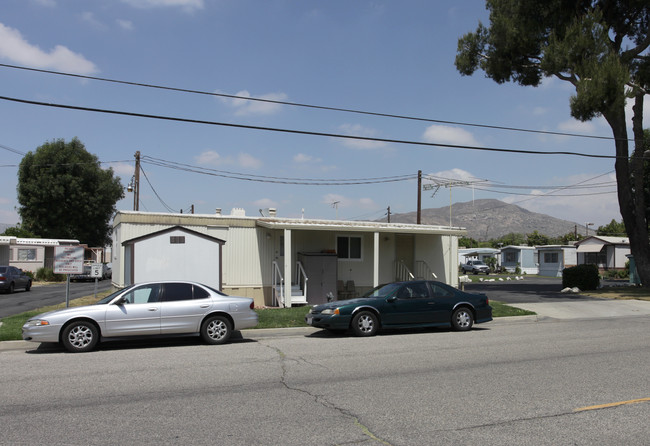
xmin=386 ymin=296 xmax=397 ymax=303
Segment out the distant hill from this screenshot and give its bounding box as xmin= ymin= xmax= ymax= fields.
xmin=382 ymin=199 xmax=581 ymax=241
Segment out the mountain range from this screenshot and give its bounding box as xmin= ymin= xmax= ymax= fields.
xmin=382 ymin=199 xmax=584 ymax=241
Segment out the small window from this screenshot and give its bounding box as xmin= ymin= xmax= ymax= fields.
xmin=162 ymin=283 xmax=193 ymax=301
xmin=505 ymin=252 xmax=516 ymax=263
xmin=337 ymin=236 xmax=362 ymax=260
xmin=17 ymin=248 xmax=37 ymax=261
xmin=170 ymin=236 xmax=185 ymax=244
xmin=544 ymin=252 xmax=559 ymax=263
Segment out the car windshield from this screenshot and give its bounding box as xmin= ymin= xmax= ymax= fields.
xmin=361 ymin=283 xmax=402 ymax=298
xmin=95 ymin=285 xmax=136 ymax=305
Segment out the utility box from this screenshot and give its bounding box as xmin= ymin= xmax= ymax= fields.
xmin=298 ymin=252 xmax=338 ymax=305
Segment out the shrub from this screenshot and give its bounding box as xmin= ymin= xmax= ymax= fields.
xmin=35 ymin=267 xmax=66 ymax=282
xmin=563 ymin=264 xmax=600 ymax=290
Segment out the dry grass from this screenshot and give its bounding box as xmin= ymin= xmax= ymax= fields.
xmin=581 ymin=286 xmax=650 ymax=301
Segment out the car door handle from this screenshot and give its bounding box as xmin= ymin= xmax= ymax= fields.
xmin=148 ymin=307 xmax=158 ymax=311
xmin=199 ymin=304 xmax=210 ymax=308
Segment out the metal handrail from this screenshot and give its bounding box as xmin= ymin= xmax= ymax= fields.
xmin=272 ymin=261 xmax=284 ymax=307
xmin=416 ymin=260 xmax=438 ymax=279
xmin=395 ymin=260 xmax=415 ymax=282
xmin=296 ymin=261 xmax=308 ymax=301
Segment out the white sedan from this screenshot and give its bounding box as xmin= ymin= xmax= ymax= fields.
xmin=22 ymin=281 xmax=259 ymax=352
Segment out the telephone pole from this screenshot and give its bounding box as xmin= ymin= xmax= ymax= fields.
xmin=133 ymin=151 xmax=140 ymax=211
xmin=417 ymin=170 xmax=422 ymax=224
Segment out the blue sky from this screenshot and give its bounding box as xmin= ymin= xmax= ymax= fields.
xmin=1 ymin=0 xmax=645 ymax=232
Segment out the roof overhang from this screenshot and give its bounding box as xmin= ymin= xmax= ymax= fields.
xmin=256 ymin=218 xmax=466 ymax=236
xmin=577 ymin=244 xmax=604 ymax=253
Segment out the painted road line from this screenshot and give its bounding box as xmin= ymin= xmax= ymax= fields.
xmin=574 ymin=397 xmax=650 ymax=412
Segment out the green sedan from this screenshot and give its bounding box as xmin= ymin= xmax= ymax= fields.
xmin=306 ymin=280 xmax=492 ymax=336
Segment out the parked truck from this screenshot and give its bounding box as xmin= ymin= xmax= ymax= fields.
xmin=460 ymin=259 xmax=490 ymax=275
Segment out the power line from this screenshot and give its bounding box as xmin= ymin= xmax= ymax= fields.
xmin=0 ymin=95 xmax=619 ymax=159
xmin=139 ymin=163 xmax=176 ymax=213
xmin=0 ymin=63 xmax=625 ymax=142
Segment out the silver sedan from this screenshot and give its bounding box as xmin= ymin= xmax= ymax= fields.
xmin=22 ymin=281 xmax=259 ymax=352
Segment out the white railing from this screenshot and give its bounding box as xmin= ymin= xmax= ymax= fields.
xmin=272 ymin=261 xmax=284 ymax=307
xmin=296 ymin=261 xmax=308 ymax=301
xmin=395 ymin=260 xmax=415 ymax=282
xmin=416 ymin=260 xmax=438 ymax=279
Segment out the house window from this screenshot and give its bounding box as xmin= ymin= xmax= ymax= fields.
xmin=504 ymin=252 xmax=516 ymax=263
xmin=585 ymin=252 xmax=607 ymax=265
xmin=544 ymin=252 xmax=559 ymax=263
xmin=337 ymin=236 xmax=362 ymax=260
xmin=170 ymin=236 xmax=185 ymax=244
xmin=17 ymin=248 xmax=37 ymax=261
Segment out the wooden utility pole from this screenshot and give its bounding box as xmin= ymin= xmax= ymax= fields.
xmin=417 ymin=170 xmax=422 ymax=224
xmin=133 ymin=151 xmax=140 ymax=211
xmin=387 ymin=206 xmax=391 ymax=223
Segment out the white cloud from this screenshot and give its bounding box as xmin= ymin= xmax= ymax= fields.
xmin=557 ymin=119 xmax=597 ymax=134
xmin=219 ymin=90 xmax=288 ymax=116
xmin=107 ymin=162 xmax=134 ymax=177
xmin=253 ymin=198 xmax=278 ymax=209
xmin=293 ymin=153 xmax=319 ymax=163
xmin=502 ymin=172 xmax=621 ymax=227
xmin=195 ymin=150 xmax=262 ymax=170
xmin=238 ymin=153 xmax=262 ymax=170
xmin=422 ymin=125 xmax=478 ymax=146
xmin=0 ymin=22 xmax=98 ymax=74
xmin=121 ymin=0 xmax=204 ymax=12
xmin=338 ymin=124 xmax=388 ymax=150
xmin=80 ymin=12 xmax=107 ymax=30
xmin=428 ymin=168 xmax=480 ymax=182
xmin=117 ymin=19 xmax=135 ymax=31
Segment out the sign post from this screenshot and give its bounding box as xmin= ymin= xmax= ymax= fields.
xmin=54 ymin=246 xmax=84 ymax=307
xmin=90 ymin=263 xmax=102 ymax=299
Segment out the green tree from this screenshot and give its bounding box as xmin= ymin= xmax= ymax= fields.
xmin=526 ymin=230 xmax=550 ymax=246
xmin=17 ymin=138 xmax=124 ymax=246
xmin=491 ymin=232 xmax=526 ymax=248
xmin=456 ymin=1 xmax=650 ymax=286
xmin=1 ymin=224 xmax=38 ymax=238
xmin=597 ymin=219 xmax=627 ymax=236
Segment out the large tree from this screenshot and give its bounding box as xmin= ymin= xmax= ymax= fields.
xmin=456 ymin=0 xmax=650 ymax=285
xmin=17 ymin=138 xmax=124 ymax=246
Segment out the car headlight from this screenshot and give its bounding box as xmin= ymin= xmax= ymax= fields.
xmin=24 ymin=319 xmax=50 ymax=327
xmin=320 ymin=308 xmax=340 ymax=315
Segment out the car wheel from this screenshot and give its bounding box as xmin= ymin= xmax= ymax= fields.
xmin=62 ymin=321 xmax=99 ymax=353
xmin=8 ymin=282 xmax=14 ymax=294
xmin=25 ymin=281 xmax=32 ymax=291
xmin=201 ymin=315 xmax=232 ymax=345
xmin=451 ymin=307 xmax=474 ymax=331
xmin=351 ymin=311 xmax=378 ymax=337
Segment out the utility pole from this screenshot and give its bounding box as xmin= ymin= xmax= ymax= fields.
xmin=133 ymin=151 xmax=140 ymax=211
xmin=417 ymin=170 xmax=422 ymax=224
xmin=387 ymin=206 xmax=391 ymax=223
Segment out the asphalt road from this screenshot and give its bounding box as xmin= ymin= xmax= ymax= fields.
xmin=0 ymin=279 xmax=114 ymax=318
xmin=1 ymin=315 xmax=649 ymax=445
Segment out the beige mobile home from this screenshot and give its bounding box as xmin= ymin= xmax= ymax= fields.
xmin=112 ymin=209 xmax=466 ymax=307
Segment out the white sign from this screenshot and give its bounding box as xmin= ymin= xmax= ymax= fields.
xmin=54 ymin=246 xmax=85 ymax=274
xmin=90 ymin=263 xmax=103 ymax=278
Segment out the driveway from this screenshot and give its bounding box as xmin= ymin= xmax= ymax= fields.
xmin=466 ymin=276 xmax=650 ymax=320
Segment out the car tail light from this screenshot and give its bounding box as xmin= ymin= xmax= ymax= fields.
xmin=249 ymin=302 xmax=254 ymax=310
xmin=0 ymin=275 xmax=5 ymax=281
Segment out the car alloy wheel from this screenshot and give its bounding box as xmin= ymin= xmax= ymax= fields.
xmin=201 ymin=315 xmax=232 ymax=345
xmin=62 ymin=321 xmax=99 ymax=353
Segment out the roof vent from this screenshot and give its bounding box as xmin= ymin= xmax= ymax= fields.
xmin=269 ymin=208 xmax=277 ymax=217
xmin=231 ymin=208 xmax=246 ymax=217
xmin=215 ymin=208 xmax=222 ymax=216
